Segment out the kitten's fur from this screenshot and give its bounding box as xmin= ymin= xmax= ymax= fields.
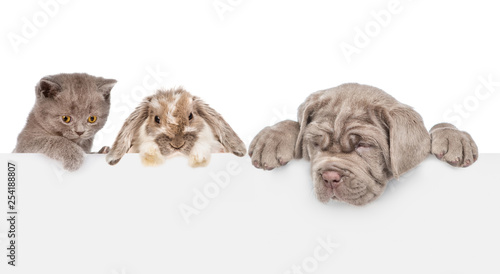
xmin=13 ymin=73 xmax=117 ymax=171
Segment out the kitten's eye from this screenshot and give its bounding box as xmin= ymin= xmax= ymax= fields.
xmin=87 ymin=116 xmax=97 ymax=123
xmin=154 ymin=115 xmax=161 ymax=124
xmin=312 ymin=142 xmax=320 ymax=147
xmin=62 ymin=116 xmax=71 ymax=123
xmin=188 ymin=112 xmax=193 ymax=120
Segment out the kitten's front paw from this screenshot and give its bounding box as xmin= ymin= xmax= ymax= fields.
xmin=430 ymin=123 xmax=478 ymax=167
xmin=62 ymin=147 xmax=85 ymax=171
xmin=140 ymin=143 xmax=164 ymax=167
xmin=98 ymin=146 xmax=110 ymax=154
xmin=189 ymin=151 xmax=211 ymax=167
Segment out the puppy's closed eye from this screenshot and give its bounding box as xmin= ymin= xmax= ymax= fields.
xmin=312 ymin=140 xmax=321 ymax=148
xmin=355 ymin=142 xmax=372 ymax=154
xmin=309 ymin=135 xmax=327 ymax=150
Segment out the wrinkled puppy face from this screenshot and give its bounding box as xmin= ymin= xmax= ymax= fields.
xmin=305 ymin=116 xmax=392 ymax=206
xmin=297 ymin=84 xmax=430 ymax=206
xmin=145 ymin=89 xmax=205 ymax=156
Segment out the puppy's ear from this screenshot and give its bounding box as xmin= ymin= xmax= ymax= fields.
xmin=194 ymin=98 xmax=246 ymax=157
xmin=294 ymin=103 xmax=315 ymax=160
xmin=295 ymin=91 xmax=326 ymax=159
xmin=36 ymin=76 xmax=61 ymax=98
xmin=106 ymin=98 xmax=150 ymax=165
xmin=381 ymin=105 xmax=430 ymax=178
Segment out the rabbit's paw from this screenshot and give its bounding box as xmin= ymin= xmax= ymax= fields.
xmin=188 ymin=150 xmax=211 ymax=168
xmin=140 ymin=143 xmax=164 ymax=167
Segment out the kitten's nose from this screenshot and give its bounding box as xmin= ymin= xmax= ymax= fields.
xmin=76 ymin=131 xmax=85 ymax=136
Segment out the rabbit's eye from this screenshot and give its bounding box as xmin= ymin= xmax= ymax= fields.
xmin=188 ymin=113 xmax=193 ymax=120
xmin=154 ymin=115 xmax=160 ymax=124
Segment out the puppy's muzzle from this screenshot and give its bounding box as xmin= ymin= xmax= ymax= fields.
xmin=322 ymin=170 xmax=344 ymax=189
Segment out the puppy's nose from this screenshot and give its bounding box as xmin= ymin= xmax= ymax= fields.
xmin=76 ymin=131 xmax=84 ymax=136
xmin=170 ymin=141 xmax=185 ymax=149
xmin=322 ymin=170 xmax=342 ymax=188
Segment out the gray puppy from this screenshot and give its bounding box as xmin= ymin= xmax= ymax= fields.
xmin=249 ymin=83 xmax=478 ymax=206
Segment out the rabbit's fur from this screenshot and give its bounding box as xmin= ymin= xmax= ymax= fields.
xmin=106 ymin=88 xmax=246 ymax=167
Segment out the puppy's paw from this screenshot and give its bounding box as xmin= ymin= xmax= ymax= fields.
xmin=140 ymin=143 xmax=164 ymax=167
xmin=430 ymin=123 xmax=478 ymax=167
xmin=249 ymin=120 xmax=300 ymax=170
xmin=188 ymin=151 xmax=211 ymax=168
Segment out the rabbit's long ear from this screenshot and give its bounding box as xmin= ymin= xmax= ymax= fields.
xmin=106 ymin=99 xmax=150 ymax=165
xmin=194 ymin=97 xmax=246 ymax=157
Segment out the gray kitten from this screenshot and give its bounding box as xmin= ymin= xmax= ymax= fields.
xmin=13 ymin=73 xmax=117 ymax=171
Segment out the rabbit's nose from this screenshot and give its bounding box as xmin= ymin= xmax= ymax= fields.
xmin=170 ymin=140 xmax=185 ymax=149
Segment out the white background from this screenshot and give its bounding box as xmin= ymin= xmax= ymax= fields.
xmin=0 ymin=153 xmax=499 ymax=274
xmin=0 ymin=0 xmax=499 ymax=153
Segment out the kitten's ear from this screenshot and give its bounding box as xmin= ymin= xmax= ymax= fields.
xmin=96 ymin=78 xmax=117 ymax=101
xmin=36 ymin=77 xmax=61 ymax=99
